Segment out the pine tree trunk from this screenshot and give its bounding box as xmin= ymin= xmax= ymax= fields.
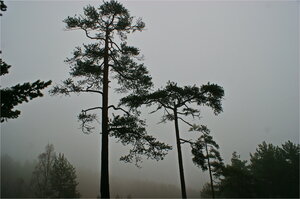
xmin=100 ymin=30 xmax=110 ymax=198
xmin=173 ymin=108 xmax=187 ymax=199
xmin=205 ymin=143 xmax=215 ymax=198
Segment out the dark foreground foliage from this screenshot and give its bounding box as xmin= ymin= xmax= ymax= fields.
xmin=0 ymin=60 xmax=51 ymax=122
xmin=200 ymin=141 xmax=299 ymax=198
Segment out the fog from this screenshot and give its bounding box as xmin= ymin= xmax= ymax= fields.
xmin=1 ymin=0 xmax=299 ymax=198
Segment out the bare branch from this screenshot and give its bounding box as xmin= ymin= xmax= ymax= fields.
xmin=109 ymin=53 xmax=136 ymax=81
xmin=81 ymin=27 xmax=106 ymax=41
xmin=108 ymin=13 xmax=116 ymax=27
xmin=180 ymin=138 xmax=194 ymax=145
xmin=177 ymin=96 xmax=197 ymax=107
xmin=108 ymin=105 xmax=130 ymax=116
xmin=108 ymin=38 xmax=122 ymax=52
xmin=84 ymin=89 xmax=103 ymax=94
xmin=82 ymin=107 xmax=102 ymax=113
xmin=177 ymin=116 xmax=194 ymax=127
xmin=62 ymin=89 xmax=103 ymax=95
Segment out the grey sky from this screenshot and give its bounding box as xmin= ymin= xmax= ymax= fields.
xmin=1 ymin=0 xmax=299 ymax=196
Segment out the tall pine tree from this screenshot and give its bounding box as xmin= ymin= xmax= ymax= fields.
xmin=50 ymin=1 xmax=171 ymax=198
xmin=121 ymin=81 xmax=224 ymax=198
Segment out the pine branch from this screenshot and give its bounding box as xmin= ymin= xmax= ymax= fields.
xmin=109 ymin=53 xmax=136 ymax=81
xmin=82 ymin=107 xmax=102 ymax=113
xmin=180 ymin=138 xmax=194 ymax=145
xmin=177 ymin=116 xmax=194 ymax=127
xmin=81 ymin=27 xmax=105 ymax=40
xmin=108 ymin=105 xmax=130 ymax=116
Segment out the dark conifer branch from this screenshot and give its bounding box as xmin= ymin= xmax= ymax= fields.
xmin=81 ymin=27 xmax=105 ymax=40
xmin=108 ymin=38 xmax=122 ymax=52
xmin=82 ymin=107 xmax=103 ymax=113
xmin=157 ymin=100 xmax=174 ymax=111
xmin=84 ymin=89 xmax=103 ymax=94
xmin=108 ymin=13 xmax=116 ymax=27
xmin=109 ymin=55 xmax=135 ymax=81
xmin=51 ymin=86 xmax=103 ymax=96
xmin=108 ymin=53 xmax=140 ymax=85
xmin=78 ymin=107 xmax=101 ymax=135
xmin=78 ymin=112 xmax=97 ymax=134
xmin=177 ymin=116 xmax=194 ymax=127
xmin=1 ymin=60 xmax=52 ymax=122
xmin=108 ymin=114 xmax=172 ymax=167
xmin=107 ymin=105 xmax=130 ymax=115
xmin=109 ymin=53 xmax=152 ymax=95
xmin=176 ymin=111 xmax=186 ymax=115
xmin=177 ymin=96 xmax=197 ymax=107
xmin=180 ymin=138 xmax=194 ymax=145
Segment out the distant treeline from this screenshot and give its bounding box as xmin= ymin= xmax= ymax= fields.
xmin=0 ymin=151 xmax=200 ymax=198
xmin=201 ymin=141 xmax=299 ymax=198
xmin=1 ymin=140 xmax=299 ymax=198
xmin=1 ymin=154 xmax=35 ymax=197
xmin=1 ymin=144 xmax=80 ymax=198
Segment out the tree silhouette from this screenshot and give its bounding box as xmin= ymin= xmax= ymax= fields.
xmin=188 ymin=125 xmax=224 ymax=198
xmin=216 ymin=141 xmax=299 ymax=198
xmin=31 ymin=144 xmax=56 ymax=198
xmin=121 ymin=81 xmax=224 ymax=198
xmin=217 ymin=152 xmax=254 ymax=198
xmin=250 ymin=141 xmax=299 ymax=198
xmin=50 ymin=1 xmax=171 ymax=197
xmin=51 ymin=153 xmax=80 ymax=198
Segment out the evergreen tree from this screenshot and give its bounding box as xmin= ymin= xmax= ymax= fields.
xmin=51 ymin=153 xmax=80 ymax=198
xmin=188 ymin=125 xmax=224 ymax=198
xmin=50 ymin=1 xmax=171 ymax=197
xmin=31 ymin=144 xmax=56 ymax=198
xmin=218 ymin=152 xmax=254 ymax=198
xmin=121 ymin=81 xmax=224 ymax=198
xmin=280 ymin=141 xmax=299 ymax=197
xmin=250 ymin=141 xmax=299 ymax=198
xmin=216 ymin=141 xmax=299 ymax=198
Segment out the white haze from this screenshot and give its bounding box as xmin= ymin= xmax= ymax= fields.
xmin=1 ymin=0 xmax=299 ymax=197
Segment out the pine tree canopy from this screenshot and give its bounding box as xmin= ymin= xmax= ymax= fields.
xmin=50 ymin=0 xmax=171 ymax=166
xmin=50 ymin=0 xmax=151 ymax=98
xmin=120 ymin=81 xmax=224 ymax=123
xmin=109 ymin=114 xmax=171 ymax=167
xmin=189 ymin=126 xmax=224 ymax=178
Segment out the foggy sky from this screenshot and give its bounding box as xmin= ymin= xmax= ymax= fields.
xmin=1 ymin=0 xmax=299 ymax=197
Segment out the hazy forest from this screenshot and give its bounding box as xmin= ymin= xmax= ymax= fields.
xmin=1 ymin=0 xmax=299 ymax=198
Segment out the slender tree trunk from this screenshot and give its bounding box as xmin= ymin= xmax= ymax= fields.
xmin=100 ymin=30 xmax=110 ymax=198
xmin=205 ymin=143 xmax=215 ymax=198
xmin=173 ymin=108 xmax=187 ymax=199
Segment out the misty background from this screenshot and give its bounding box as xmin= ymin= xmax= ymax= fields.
xmin=1 ymin=0 xmax=299 ymax=197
